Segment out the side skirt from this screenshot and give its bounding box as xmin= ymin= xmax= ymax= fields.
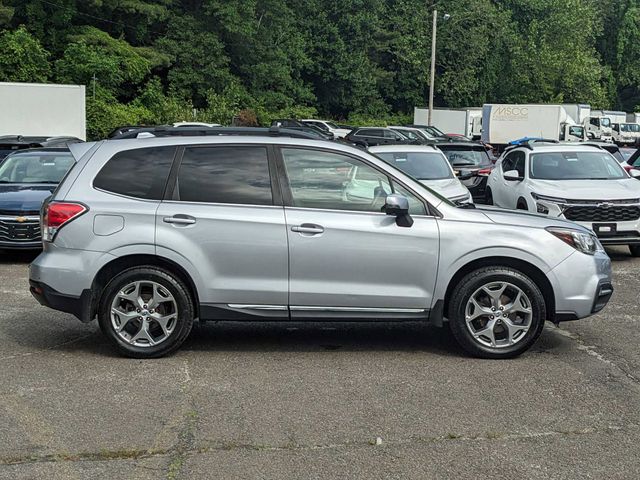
xmin=199 ymin=304 xmax=434 ymax=322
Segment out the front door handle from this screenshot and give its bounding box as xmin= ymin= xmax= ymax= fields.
xmin=163 ymin=215 xmax=196 ymax=225
xmin=291 ymin=223 xmax=324 ymax=235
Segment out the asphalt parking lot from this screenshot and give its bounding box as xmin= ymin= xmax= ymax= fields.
xmin=1 ymin=248 xmax=640 ymax=479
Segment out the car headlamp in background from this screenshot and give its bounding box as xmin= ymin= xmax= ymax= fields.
xmin=546 ymin=227 xmax=603 ymax=255
xmin=531 ymin=192 xmax=565 ymax=215
xmin=449 ymin=193 xmax=473 ymax=205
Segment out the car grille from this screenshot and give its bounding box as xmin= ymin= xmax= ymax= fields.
xmin=563 ymin=205 xmax=640 ymax=222
xmin=0 ymin=217 xmax=41 ymax=242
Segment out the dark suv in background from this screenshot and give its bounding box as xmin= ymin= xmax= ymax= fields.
xmin=345 ymin=127 xmax=412 ymax=147
xmin=435 ymin=142 xmax=494 ymax=203
xmin=0 ymin=147 xmax=75 ymax=249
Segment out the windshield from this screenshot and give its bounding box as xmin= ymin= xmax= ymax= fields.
xmin=0 ymin=149 xmax=18 ymax=161
xmin=375 ymin=151 xmax=454 ymax=180
xmin=424 ymin=126 xmax=445 ymax=137
xmin=393 ymin=129 xmax=421 ymax=141
xmin=437 ymin=146 xmax=492 ymax=167
xmin=569 ymin=126 xmax=584 ymax=137
xmin=530 ymin=151 xmax=626 ymax=180
xmin=622 ymin=148 xmax=637 ymax=160
xmin=621 ymin=123 xmax=640 ymax=132
xmin=0 ymin=151 xmax=75 ymax=184
xmin=326 ymin=121 xmax=339 ymax=129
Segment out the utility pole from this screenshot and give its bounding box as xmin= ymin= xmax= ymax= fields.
xmin=92 ymin=73 xmax=96 ymax=101
xmin=428 ymin=8 xmax=437 ymax=126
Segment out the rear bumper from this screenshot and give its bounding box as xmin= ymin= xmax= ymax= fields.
xmin=29 ymin=280 xmax=92 ymax=321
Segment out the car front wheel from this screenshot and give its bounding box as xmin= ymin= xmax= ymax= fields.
xmin=630 ymin=245 xmax=640 ymax=257
xmin=98 ymin=267 xmax=194 ymax=358
xmin=447 ymin=267 xmax=546 ymax=359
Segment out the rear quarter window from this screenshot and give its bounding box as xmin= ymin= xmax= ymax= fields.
xmin=93 ymin=146 xmax=176 ymax=200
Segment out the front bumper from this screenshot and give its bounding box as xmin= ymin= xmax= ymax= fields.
xmin=0 ymin=239 xmax=42 ymax=250
xmin=549 ymin=250 xmax=613 ymax=321
xmin=533 ymin=200 xmax=640 ymax=245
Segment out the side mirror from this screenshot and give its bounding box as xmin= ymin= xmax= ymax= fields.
xmin=384 ymin=194 xmax=414 ymax=227
xmin=504 ymin=169 xmax=524 ymax=182
xmin=629 ymin=168 xmax=640 ymax=178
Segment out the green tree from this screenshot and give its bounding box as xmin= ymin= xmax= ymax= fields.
xmin=0 ymin=25 xmax=50 ymax=82
xmin=55 ymin=27 xmax=154 ymax=98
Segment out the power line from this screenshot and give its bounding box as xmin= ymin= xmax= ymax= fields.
xmin=38 ymin=0 xmax=167 ymax=36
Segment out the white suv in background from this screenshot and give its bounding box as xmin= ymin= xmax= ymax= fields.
xmin=369 ymin=145 xmax=472 ymax=204
xmin=300 ymin=119 xmax=352 ymax=138
xmin=487 ymin=141 xmax=640 ymax=256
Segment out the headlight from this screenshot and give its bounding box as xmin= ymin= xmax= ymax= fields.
xmin=449 ymin=193 xmax=472 ymax=204
xmin=531 ymin=192 xmax=566 ymax=203
xmin=546 ymin=227 xmax=603 ymax=255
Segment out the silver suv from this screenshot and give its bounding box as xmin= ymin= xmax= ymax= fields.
xmin=29 ymin=132 xmax=613 ymax=359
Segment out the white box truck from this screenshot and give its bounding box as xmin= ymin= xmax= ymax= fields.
xmin=481 ymin=104 xmax=585 ymax=147
xmin=0 ymin=82 xmax=86 ymax=140
xmin=413 ymin=107 xmax=482 ymax=139
xmin=626 ymin=112 xmax=640 ymax=124
xmin=562 ymin=103 xmax=591 ymax=124
xmin=602 ymin=110 xmax=627 ymax=125
xmin=611 ymin=122 xmax=640 ymax=145
xmin=585 ymin=109 xmax=613 ymax=142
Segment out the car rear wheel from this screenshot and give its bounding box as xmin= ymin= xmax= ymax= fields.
xmin=447 ymin=267 xmax=546 ymax=359
xmin=630 ymin=245 xmax=640 ymax=257
xmin=98 ymin=267 xmax=194 ymax=358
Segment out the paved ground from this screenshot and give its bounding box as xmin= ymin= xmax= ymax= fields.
xmin=1 ymin=248 xmax=639 ymax=479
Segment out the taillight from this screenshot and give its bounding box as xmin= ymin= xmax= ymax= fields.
xmin=477 ymin=167 xmax=493 ymax=176
xmin=42 ymin=202 xmax=87 ymax=242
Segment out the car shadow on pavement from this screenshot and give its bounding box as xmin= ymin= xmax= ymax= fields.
xmin=0 ymin=250 xmax=40 ymax=264
xmin=3 ymin=317 xmax=569 ymax=360
xmin=605 ymin=246 xmax=635 ymax=262
xmin=178 ymin=321 xmax=465 ymax=357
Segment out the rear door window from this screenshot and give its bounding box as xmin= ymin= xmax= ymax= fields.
xmin=175 ymin=146 xmax=273 ymax=205
xmin=94 ymin=147 xmax=176 ymax=200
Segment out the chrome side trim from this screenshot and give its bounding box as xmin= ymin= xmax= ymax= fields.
xmin=227 ymin=304 xmax=288 ymax=311
xmin=290 ymin=306 xmax=426 ymax=313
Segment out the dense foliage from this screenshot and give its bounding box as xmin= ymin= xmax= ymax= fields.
xmin=0 ymin=0 xmax=638 ymax=138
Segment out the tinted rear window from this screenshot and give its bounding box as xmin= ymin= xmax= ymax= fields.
xmin=437 ymin=145 xmax=492 ymax=167
xmin=94 ymin=146 xmax=176 ymax=200
xmin=176 ymin=146 xmax=272 ymax=205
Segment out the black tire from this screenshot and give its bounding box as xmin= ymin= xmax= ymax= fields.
xmin=485 ymin=188 xmax=493 ymax=205
xmin=447 ymin=267 xmax=546 ymax=359
xmin=630 ymin=245 xmax=640 ymax=257
xmin=517 ymin=198 xmax=528 ymax=210
xmin=98 ymin=267 xmax=194 ymax=358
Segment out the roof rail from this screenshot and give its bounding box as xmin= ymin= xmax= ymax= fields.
xmin=528 ymin=138 xmax=560 ymax=145
xmin=108 ymin=126 xmax=323 ymax=141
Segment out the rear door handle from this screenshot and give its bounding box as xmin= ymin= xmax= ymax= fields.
xmin=291 ymin=223 xmax=324 ymax=235
xmin=163 ymin=215 xmax=196 ymax=225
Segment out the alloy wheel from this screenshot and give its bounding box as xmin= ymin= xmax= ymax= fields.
xmin=110 ymin=280 xmax=178 ymax=347
xmin=465 ymin=281 xmax=533 ymax=348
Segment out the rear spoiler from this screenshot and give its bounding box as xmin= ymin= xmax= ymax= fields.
xmin=69 ymin=141 xmax=99 ymax=162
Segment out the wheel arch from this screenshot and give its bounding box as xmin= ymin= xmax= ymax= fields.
xmin=517 ymin=197 xmax=529 ymax=210
xmin=89 ymin=254 xmax=200 ymax=321
xmin=442 ymin=256 xmax=555 ymax=324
